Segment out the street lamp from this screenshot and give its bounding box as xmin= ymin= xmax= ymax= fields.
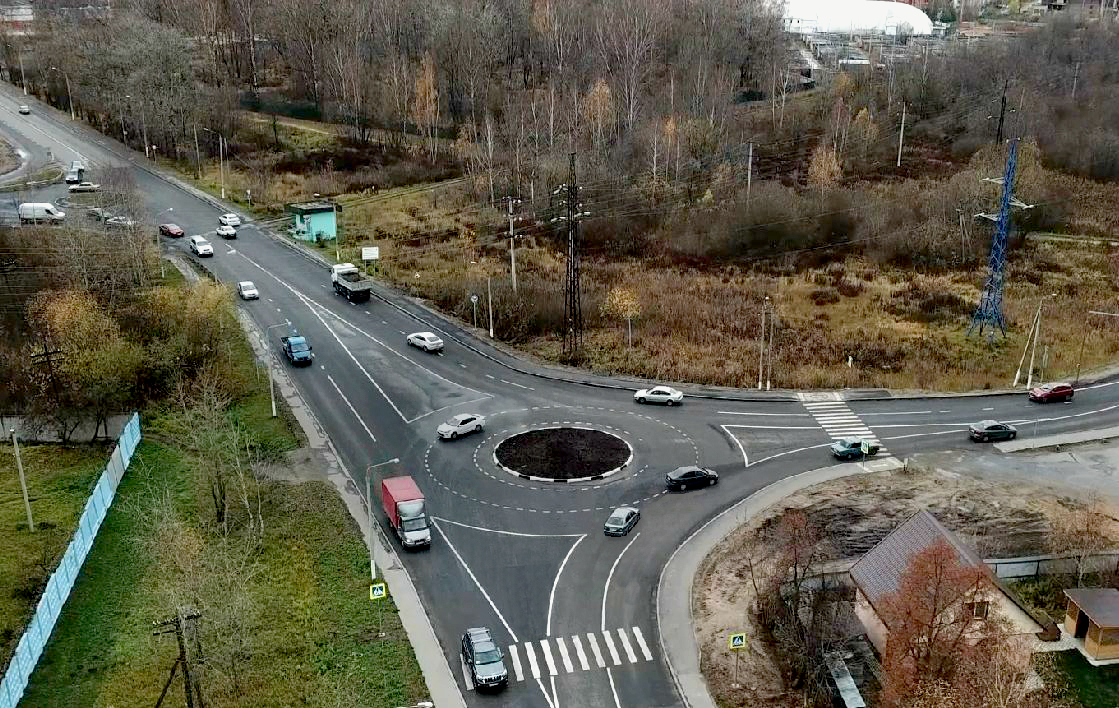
xmin=1014 ymin=292 xmax=1057 ymax=388
xmin=365 ymin=457 xmax=400 ymax=582
xmin=201 ymin=127 xmax=226 ymax=199
xmin=48 ymin=66 xmax=74 ymax=121
xmin=265 ymin=320 xmax=291 ymax=417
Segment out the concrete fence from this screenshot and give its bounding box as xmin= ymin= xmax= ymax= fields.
xmin=0 ymin=413 xmax=142 ymax=708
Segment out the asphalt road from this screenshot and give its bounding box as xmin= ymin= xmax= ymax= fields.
xmin=4 ymin=85 xmax=1119 ymax=708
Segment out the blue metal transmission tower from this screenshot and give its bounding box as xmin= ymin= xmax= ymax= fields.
xmin=968 ymin=139 xmax=1019 ymax=340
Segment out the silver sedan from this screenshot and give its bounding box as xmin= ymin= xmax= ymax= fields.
xmin=437 ymin=413 xmax=485 ymax=440
xmin=634 ymin=385 xmax=683 ymax=406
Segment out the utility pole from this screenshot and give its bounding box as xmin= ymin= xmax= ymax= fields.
xmin=896 ymin=102 xmax=906 ymax=168
xmin=487 ymin=275 xmax=494 ymax=338
xmin=506 ymin=196 xmax=519 ymax=294
xmin=766 ymin=301 xmax=776 ymax=391
xmin=968 ymin=139 xmax=1021 ymax=340
xmin=218 ymin=134 xmax=225 ymax=200
xmin=745 ymin=142 xmax=754 ymax=213
xmin=757 ymin=297 xmax=768 ymax=390
xmin=1071 ymin=61 xmax=1081 ymax=100
xmin=31 ymin=342 xmax=65 ymax=403
xmin=193 ymin=124 xmax=201 ymax=179
xmin=11 ymin=429 xmax=34 ymax=532
xmin=153 ymin=610 xmax=205 ymax=708
xmin=560 ymin=152 xmax=584 ymax=359
xmin=996 ymin=80 xmax=1008 ymax=144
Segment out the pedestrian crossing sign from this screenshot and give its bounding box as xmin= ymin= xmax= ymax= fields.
xmin=860 ymin=440 xmax=870 ymax=455
xmin=369 ymin=582 xmax=387 ymax=601
xmin=728 ymin=632 xmax=747 ymax=650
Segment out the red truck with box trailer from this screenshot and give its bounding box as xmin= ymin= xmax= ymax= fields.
xmin=380 ymin=476 xmax=431 ymax=549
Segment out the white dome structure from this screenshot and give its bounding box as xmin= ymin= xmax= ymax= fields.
xmin=783 ymin=0 xmax=934 ymax=36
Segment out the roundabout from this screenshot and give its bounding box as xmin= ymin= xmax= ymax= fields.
xmin=493 ymin=426 xmax=631 ymax=482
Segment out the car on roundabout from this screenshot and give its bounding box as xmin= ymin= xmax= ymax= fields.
xmin=634 ymin=385 xmax=683 ymax=406
xmin=188 ymin=235 xmax=213 ymax=257
xmin=830 ymin=437 xmax=880 ymax=461
xmin=604 ymin=506 xmax=640 ymax=536
xmin=461 ymin=627 xmax=508 ymax=691
xmin=437 ymin=413 xmax=485 ymax=440
xmin=237 ymin=281 xmax=259 ymax=300
xmin=969 ymin=420 xmax=1017 ymax=442
xmin=218 ymin=213 xmax=241 ymax=227
xmin=407 ymin=331 xmax=444 ymax=352
xmin=159 ymin=223 xmax=185 ymax=238
xmin=665 ymin=465 xmax=718 ymax=491
xmin=216 ymin=223 xmax=237 ymax=239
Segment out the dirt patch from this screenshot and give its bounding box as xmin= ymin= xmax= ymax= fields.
xmin=694 ymin=463 xmax=1119 ymax=708
xmin=0 ymin=136 xmax=19 ymax=176
xmin=494 ymin=427 xmax=629 ymax=480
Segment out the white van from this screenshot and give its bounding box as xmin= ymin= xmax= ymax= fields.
xmin=18 ymin=202 xmax=66 ymax=223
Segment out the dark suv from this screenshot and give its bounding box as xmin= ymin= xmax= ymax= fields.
xmin=666 ymin=466 xmax=718 ymax=491
xmin=461 ymin=627 xmax=508 ymax=691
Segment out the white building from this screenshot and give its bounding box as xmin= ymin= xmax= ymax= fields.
xmin=783 ymin=0 xmax=935 ymax=36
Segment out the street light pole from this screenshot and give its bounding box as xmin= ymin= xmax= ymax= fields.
xmin=366 ymin=457 xmax=400 ymax=582
xmin=218 ymin=134 xmax=225 ymax=199
xmin=1024 ymin=293 xmax=1057 ymax=389
xmin=757 ymin=296 xmax=769 ymax=390
xmin=11 ymin=429 xmax=34 ymax=532
xmin=265 ymin=321 xmax=292 ymax=417
xmin=50 ymin=67 xmax=74 ymax=121
xmin=18 ymin=49 xmax=25 ymax=95
xmin=154 ymin=208 xmax=172 ymax=279
xmin=487 ymin=275 xmax=494 ymax=338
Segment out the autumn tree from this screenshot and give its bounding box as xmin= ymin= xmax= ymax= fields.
xmin=877 ymin=539 xmax=1004 ymax=708
xmin=584 ymin=78 xmax=614 ymax=155
xmin=602 ymin=287 xmax=641 ymax=348
xmin=1048 ymin=500 xmax=1112 ymax=587
xmin=411 ymin=53 xmax=439 ymax=159
xmin=807 ymin=145 xmax=843 ymax=190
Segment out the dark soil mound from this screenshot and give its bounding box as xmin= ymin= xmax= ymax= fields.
xmin=494 ymin=427 xmax=628 ymax=480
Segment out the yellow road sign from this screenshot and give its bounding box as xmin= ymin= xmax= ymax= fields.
xmin=727 ymin=632 xmax=748 ymax=651
xmin=370 ymin=582 xmax=387 ymax=601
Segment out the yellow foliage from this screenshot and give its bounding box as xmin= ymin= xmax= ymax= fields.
xmin=807 ymin=145 xmax=842 ymax=189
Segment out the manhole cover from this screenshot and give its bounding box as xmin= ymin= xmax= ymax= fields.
xmin=494 ymin=427 xmax=630 ymax=481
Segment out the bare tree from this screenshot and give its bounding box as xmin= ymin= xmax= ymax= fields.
xmin=595 ymin=0 xmax=668 ymax=133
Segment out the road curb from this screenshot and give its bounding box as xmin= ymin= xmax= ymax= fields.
xmin=994 ymin=424 xmax=1119 ymax=453
xmin=656 ymin=457 xmax=905 ymax=708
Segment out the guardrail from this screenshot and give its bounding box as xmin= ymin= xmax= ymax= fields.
xmin=0 ymin=413 xmax=142 ymax=708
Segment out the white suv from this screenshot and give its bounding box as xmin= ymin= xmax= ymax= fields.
xmin=189 ymin=235 xmax=214 ymax=257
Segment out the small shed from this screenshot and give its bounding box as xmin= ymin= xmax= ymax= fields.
xmin=1064 ymin=588 xmax=1119 ymax=662
xmin=287 ymin=201 xmax=339 ymax=242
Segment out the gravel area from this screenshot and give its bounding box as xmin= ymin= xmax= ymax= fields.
xmin=494 ymin=427 xmax=629 ymax=480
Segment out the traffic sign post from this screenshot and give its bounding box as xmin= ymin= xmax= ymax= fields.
xmin=727 ymin=632 xmax=748 ymax=688
xmin=470 ymin=294 xmax=479 ymax=328
xmin=860 ymin=440 xmax=870 ymax=457
xmin=370 ymin=582 xmax=388 ymax=639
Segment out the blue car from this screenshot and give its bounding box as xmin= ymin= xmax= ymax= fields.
xmin=281 ymin=335 xmax=314 ymax=367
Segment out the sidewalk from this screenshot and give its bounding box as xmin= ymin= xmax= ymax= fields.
xmin=655 ymin=457 xmax=906 ymax=708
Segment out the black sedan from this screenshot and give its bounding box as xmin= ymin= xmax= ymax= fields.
xmin=665 ymin=466 xmax=718 ymax=491
xmin=969 ymin=420 xmax=1017 ymax=442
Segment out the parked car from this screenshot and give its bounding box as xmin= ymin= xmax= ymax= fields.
xmin=188 ymin=235 xmax=213 ymax=257
xmin=216 ymin=223 xmax=237 ymax=239
xmin=159 ymin=223 xmax=185 ymax=238
xmin=665 ymin=465 xmax=718 ymax=491
xmin=105 ymin=216 xmax=136 ymax=228
xmin=87 ymin=207 xmax=113 ymax=221
xmin=67 ymin=181 xmax=101 ymax=193
xmin=237 ymin=281 xmax=259 ymax=300
xmin=461 ymin=627 xmax=508 ymax=691
xmin=634 ymin=385 xmax=684 ymax=406
xmin=437 ymin=413 xmax=485 ymax=440
xmin=280 ymin=334 xmax=314 ymax=366
xmin=17 ymin=105 xmax=29 ymax=115
xmin=604 ymin=507 xmax=640 ymax=536
xmin=969 ymin=420 xmax=1017 ymax=442
xmin=830 ymin=437 xmax=880 ymax=461
xmin=218 ymin=213 xmax=241 ymax=227
xmin=407 ymin=332 xmax=444 ymax=352
xmin=1029 ymin=382 xmax=1074 ymax=403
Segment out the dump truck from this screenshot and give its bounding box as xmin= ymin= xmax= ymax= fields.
xmin=330 ymin=263 xmax=372 ymax=303
xmin=381 ymin=476 xmax=431 ymax=549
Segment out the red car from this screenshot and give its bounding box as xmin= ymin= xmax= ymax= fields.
xmin=159 ymin=223 xmax=185 ymax=238
xmin=1029 ymin=382 xmax=1074 ymax=403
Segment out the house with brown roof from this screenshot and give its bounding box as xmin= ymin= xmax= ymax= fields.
xmin=848 ymin=509 xmax=1048 ymax=655
xmin=1063 ymin=588 xmax=1119 ymax=663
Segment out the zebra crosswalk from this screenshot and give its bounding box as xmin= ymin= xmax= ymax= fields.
xmin=507 ymin=627 xmax=653 ymax=682
xmin=801 ymin=400 xmax=887 ymax=453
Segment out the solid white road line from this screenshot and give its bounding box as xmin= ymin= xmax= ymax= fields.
xmin=586 ymin=632 xmax=606 ymax=668
xmin=524 ymin=641 xmax=541 ymax=679
xmin=616 ymin=627 xmax=638 ymax=664
xmin=540 ymin=639 xmax=559 ymax=676
xmin=555 ymin=636 xmax=574 ymax=673
xmin=547 ymin=535 xmax=587 ymax=636
xmin=571 ymin=635 xmax=590 ymax=671
xmin=432 ymin=516 xmax=582 ymax=538
xmin=717 ymin=410 xmax=811 ymax=417
xmin=460 ymin=656 xmax=475 ymax=690
xmin=719 ymin=424 xmax=749 ymax=469
xmin=601 ymin=630 xmax=622 ymax=666
xmin=431 ymin=521 xmax=518 ymax=642
xmin=631 ymin=627 xmax=653 ymax=661
xmin=601 ymin=532 xmax=641 ymax=630
xmin=325 ymin=374 xmax=377 ymax=443
xmin=509 ymin=644 xmax=524 ymax=682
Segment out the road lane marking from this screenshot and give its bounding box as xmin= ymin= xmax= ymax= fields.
xmin=555 ymin=636 xmax=574 ymax=673
xmin=717 ymin=410 xmax=810 ymax=417
xmin=586 ymin=633 xmax=606 ymax=668
xmin=431 ymin=521 xmax=518 ymax=642
xmin=547 ymin=535 xmax=586 ymax=636
xmin=802 ymin=400 xmax=887 ymax=453
xmin=601 ymin=532 xmax=641 ymax=631
xmin=325 ymin=374 xmax=376 ymax=443
xmin=485 ymin=374 xmax=496 ymax=379
xmin=601 ymin=630 xmax=622 ymax=666
xmin=500 ymin=379 xmax=534 ymax=390
xmin=631 ymin=627 xmax=653 ymax=661
xmin=540 ymin=639 xmax=558 ymax=675
xmin=432 ymin=516 xmax=582 ymax=538
xmin=508 ymin=644 xmax=524 ymax=682
xmin=460 ymin=656 xmax=475 ymax=690
xmin=616 ymin=627 xmax=638 ymax=663
xmin=571 ymin=635 xmax=590 ymax=670
xmin=720 ymin=425 xmax=749 ymax=469
xmin=524 ymin=641 xmax=541 ymax=679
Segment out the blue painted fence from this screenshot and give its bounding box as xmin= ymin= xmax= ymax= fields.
xmin=0 ymin=413 xmax=142 ymax=707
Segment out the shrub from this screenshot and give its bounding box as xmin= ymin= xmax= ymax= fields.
xmin=810 ymin=287 xmax=840 ymax=306
xmin=836 ymin=279 xmax=865 ymax=297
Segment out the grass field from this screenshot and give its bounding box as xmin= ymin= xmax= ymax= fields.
xmin=0 ymin=444 xmax=109 ymax=669
xmin=1052 ymin=650 xmax=1119 ymax=708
